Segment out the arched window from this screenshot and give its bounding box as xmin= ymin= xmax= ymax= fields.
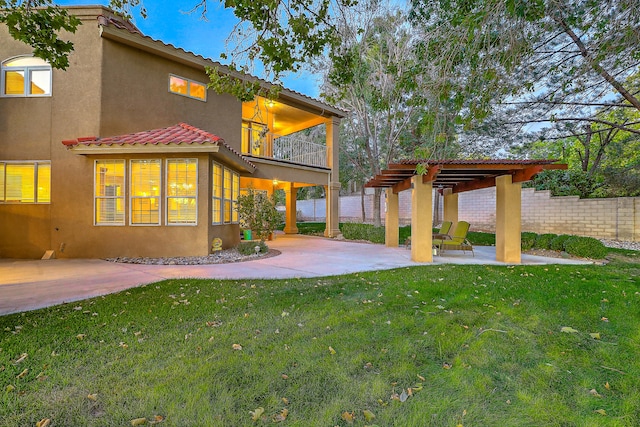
xmin=1 ymin=56 xmax=52 ymax=97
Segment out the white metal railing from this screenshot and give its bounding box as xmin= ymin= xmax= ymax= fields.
xmin=242 ymin=126 xmax=327 ymax=168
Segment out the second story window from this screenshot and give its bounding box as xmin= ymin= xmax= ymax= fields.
xmin=169 ymin=74 xmax=206 ymax=101
xmin=1 ymin=56 xmax=52 ymax=97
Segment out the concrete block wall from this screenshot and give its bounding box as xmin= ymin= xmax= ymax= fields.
xmin=297 ymin=188 xmax=640 ymax=241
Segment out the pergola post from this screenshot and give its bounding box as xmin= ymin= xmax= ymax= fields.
xmin=411 ymin=176 xmax=433 ymax=262
xmin=385 ymin=188 xmax=399 ymax=247
xmin=284 ymin=183 xmax=298 ymax=234
xmin=442 ymin=188 xmax=459 ymax=231
xmin=496 ymin=174 xmax=522 ymax=263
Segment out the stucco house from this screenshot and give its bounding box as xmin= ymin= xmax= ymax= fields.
xmin=0 ymin=5 xmax=344 ymax=259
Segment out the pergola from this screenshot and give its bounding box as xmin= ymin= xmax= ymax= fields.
xmin=364 ymin=159 xmax=567 ymax=263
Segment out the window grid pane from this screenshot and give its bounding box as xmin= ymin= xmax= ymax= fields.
xmin=5 ymin=164 xmax=35 ymax=202
xmin=29 ymin=69 xmax=51 ymax=95
xmin=4 ymin=70 xmax=24 ymax=95
xmin=223 ymin=167 xmax=232 ymax=223
xmin=95 ymin=160 xmax=125 ymax=225
xmin=232 ymin=172 xmax=240 ymax=223
xmin=169 ymin=75 xmax=187 ymax=95
xmin=130 ymin=160 xmax=160 ymax=225
xmin=212 ymin=163 xmax=222 ymax=224
xmin=0 ymin=163 xmax=4 ymax=201
xmin=167 ymin=159 xmax=197 ymax=224
xmin=189 ymin=82 xmax=206 ymax=100
xmin=36 ymin=163 xmax=51 ymax=203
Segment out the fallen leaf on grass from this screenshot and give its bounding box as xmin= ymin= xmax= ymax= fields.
xmin=16 ymin=368 xmax=28 ymax=379
xmin=232 ymin=344 xmax=243 ymax=351
xmin=590 ymin=332 xmax=601 ymax=340
xmin=560 ymin=326 xmax=579 ymax=333
xmin=250 ymin=407 xmax=264 ymax=422
xmin=589 ymin=389 xmax=602 ymax=398
xmin=272 ymin=408 xmax=288 ymax=423
xmin=14 ymin=353 xmax=28 ymax=364
xmin=130 ymin=418 xmax=147 ymax=426
xmin=605 ymin=382 xmax=611 ymax=390
xmin=35 ymin=419 xmax=51 ymax=427
xmin=594 ymin=409 xmax=607 ymax=416
xmin=149 ymin=415 xmax=164 ymax=425
xmin=76 ymin=334 xmax=86 ymax=340
xmin=6 ymin=384 xmax=15 ymax=392
xmin=363 ymin=409 xmax=375 ymax=422
xmin=443 ymin=362 xmax=452 ymax=369
xmin=341 ymin=411 xmax=355 ymax=424
xmin=328 ymin=346 xmax=336 ymax=355
xmin=87 ymin=393 xmax=98 ymax=401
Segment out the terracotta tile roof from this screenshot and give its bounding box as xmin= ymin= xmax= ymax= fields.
xmin=62 ymin=123 xmax=255 ymax=169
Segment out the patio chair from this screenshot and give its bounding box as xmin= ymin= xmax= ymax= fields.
xmin=404 ymin=221 xmax=453 ymax=248
xmin=433 ymin=221 xmax=474 ymax=256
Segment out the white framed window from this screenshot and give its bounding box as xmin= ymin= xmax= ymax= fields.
xmin=166 ymin=158 xmax=197 ymax=225
xmin=130 ymin=159 xmax=161 ymax=225
xmin=94 ymin=160 xmax=125 ymax=225
xmin=168 ymin=74 xmax=206 ymax=101
xmin=212 ymin=162 xmax=223 ymax=224
xmin=1 ymin=56 xmax=52 ymax=97
xmin=0 ymin=161 xmax=50 ymax=203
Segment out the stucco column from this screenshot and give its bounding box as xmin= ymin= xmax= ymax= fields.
xmin=324 ymin=117 xmax=341 ymax=237
xmin=442 ymin=188 xmax=459 ymax=230
xmin=496 ymin=174 xmax=522 ymax=263
xmin=284 ymin=183 xmax=298 ymax=234
xmin=385 ymin=188 xmax=399 ymax=247
xmin=411 ymin=176 xmax=433 ymax=262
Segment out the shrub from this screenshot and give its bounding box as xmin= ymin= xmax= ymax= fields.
xmin=534 ymin=233 xmax=558 ymax=249
xmin=341 ymin=223 xmax=385 ymax=244
xmin=468 ymin=231 xmax=495 ymax=246
xmin=564 ymin=236 xmax=608 ymax=259
xmin=550 ymin=234 xmax=573 ymax=251
xmin=237 ymin=241 xmax=269 ymax=256
xmin=521 ymin=232 xmax=537 ymax=250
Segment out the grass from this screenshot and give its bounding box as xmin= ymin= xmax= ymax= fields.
xmin=1 ymin=255 xmax=640 ymax=426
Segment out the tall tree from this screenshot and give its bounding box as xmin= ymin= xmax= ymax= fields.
xmin=410 ymin=0 xmax=640 ymax=149
xmin=319 ymin=2 xmax=427 ymax=225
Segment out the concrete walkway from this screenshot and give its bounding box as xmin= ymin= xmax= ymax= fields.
xmin=0 ymin=234 xmax=591 ymax=315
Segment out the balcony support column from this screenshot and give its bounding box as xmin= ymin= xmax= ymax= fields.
xmin=325 ymin=117 xmax=341 ymax=237
xmin=284 ymin=183 xmax=299 ymax=234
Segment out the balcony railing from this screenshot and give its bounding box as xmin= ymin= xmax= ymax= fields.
xmin=242 ymin=126 xmax=327 ymax=168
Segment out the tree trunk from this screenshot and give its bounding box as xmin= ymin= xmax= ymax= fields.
xmin=360 ymin=185 xmax=366 ymax=222
xmin=372 ymin=187 xmax=382 ymax=227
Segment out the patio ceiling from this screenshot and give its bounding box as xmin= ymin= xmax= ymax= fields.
xmin=364 ymin=159 xmax=567 ymax=194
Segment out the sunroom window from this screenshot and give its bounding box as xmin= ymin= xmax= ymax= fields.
xmin=168 ymin=74 xmax=206 ymax=101
xmin=130 ymin=160 xmax=161 ymax=225
xmin=1 ymin=56 xmax=52 ymax=97
xmin=166 ymin=159 xmax=197 ymax=224
xmin=212 ymin=163 xmax=239 ymax=225
xmin=0 ymin=161 xmax=50 ymax=203
xmin=95 ymin=160 xmax=125 ymax=225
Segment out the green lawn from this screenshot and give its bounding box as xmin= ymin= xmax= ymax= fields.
xmin=1 ymin=256 xmax=639 ymax=426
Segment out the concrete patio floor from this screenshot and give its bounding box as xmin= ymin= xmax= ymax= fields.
xmin=0 ymin=234 xmax=592 ymax=316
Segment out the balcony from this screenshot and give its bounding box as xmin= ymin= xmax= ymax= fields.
xmin=241 ymin=126 xmax=327 ymax=168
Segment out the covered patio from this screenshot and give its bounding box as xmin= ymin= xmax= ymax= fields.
xmin=365 ymin=159 xmax=567 ymax=263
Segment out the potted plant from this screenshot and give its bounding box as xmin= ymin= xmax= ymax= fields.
xmin=236 ymin=188 xmax=283 ymax=241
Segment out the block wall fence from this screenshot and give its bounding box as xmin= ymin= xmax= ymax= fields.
xmin=296 ymin=188 xmax=640 ymax=242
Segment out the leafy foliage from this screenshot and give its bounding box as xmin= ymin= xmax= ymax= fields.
xmin=521 ymin=232 xmax=538 ymax=250
xmin=236 ymin=189 xmax=283 ymax=241
xmin=550 ymin=234 xmax=573 ymax=252
xmin=564 ymin=236 xmax=609 ymax=259
xmin=534 ymin=233 xmax=558 ymax=250
xmin=341 ymin=222 xmax=386 ymax=243
xmin=0 ymin=0 xmax=80 ymax=69
xmin=236 ymin=240 xmax=268 ymax=255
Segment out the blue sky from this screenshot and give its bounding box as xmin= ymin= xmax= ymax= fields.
xmin=55 ymin=1 xmax=321 ymax=97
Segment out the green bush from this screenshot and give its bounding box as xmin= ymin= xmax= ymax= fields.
xmin=534 ymin=233 xmax=558 ymax=249
xmin=564 ymin=236 xmax=608 ymax=259
xmin=468 ymin=231 xmax=495 ymax=246
xmin=521 ymin=232 xmax=538 ymax=250
xmin=237 ymin=241 xmax=269 ymax=255
xmin=296 ymin=222 xmax=327 ymax=235
xmin=341 ymin=223 xmax=385 ymax=244
xmin=550 ymin=234 xmax=573 ymax=251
